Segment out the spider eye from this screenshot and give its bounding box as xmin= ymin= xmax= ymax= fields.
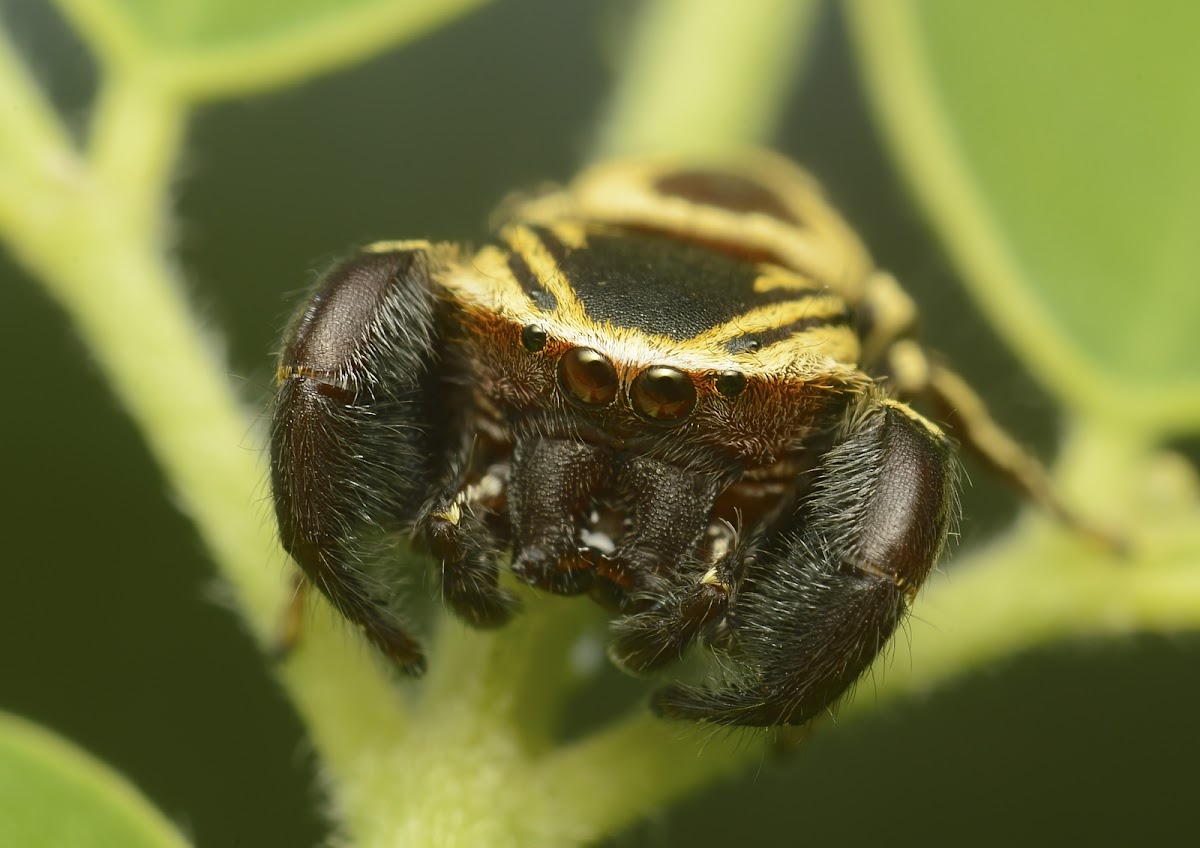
xmin=521 ymin=324 xmax=548 ymax=352
xmin=715 ymin=370 xmax=746 ymax=398
xmin=558 ymin=348 xmax=618 ymax=407
xmin=631 ymin=366 xmax=696 ymax=422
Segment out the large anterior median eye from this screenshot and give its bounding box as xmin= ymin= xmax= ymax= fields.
xmin=631 ymin=366 xmax=696 ymax=422
xmin=558 ymin=348 xmax=619 ymax=407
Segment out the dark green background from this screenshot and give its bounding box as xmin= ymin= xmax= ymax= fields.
xmin=1 ymin=1 xmax=1195 ymax=845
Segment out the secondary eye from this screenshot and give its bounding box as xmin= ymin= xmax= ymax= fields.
xmin=715 ymin=370 xmax=746 ymax=397
xmin=558 ymin=348 xmax=618 ymax=407
xmin=631 ymin=366 xmax=696 ymax=422
xmin=521 ymin=324 xmax=548 ymax=352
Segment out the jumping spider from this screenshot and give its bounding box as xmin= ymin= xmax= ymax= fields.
xmin=270 ymin=152 xmax=1078 ymax=726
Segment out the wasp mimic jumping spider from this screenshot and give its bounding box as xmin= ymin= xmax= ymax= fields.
xmin=271 ymin=152 xmax=1079 ymax=727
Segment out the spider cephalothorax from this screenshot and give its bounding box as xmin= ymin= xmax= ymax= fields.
xmin=271 ymin=152 xmax=1061 ymax=726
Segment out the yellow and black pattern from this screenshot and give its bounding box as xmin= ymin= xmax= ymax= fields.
xmin=441 ymin=220 xmax=863 ymax=383
xmin=512 ymin=150 xmax=876 ymax=304
xmin=271 ymin=149 xmax=1089 ymax=728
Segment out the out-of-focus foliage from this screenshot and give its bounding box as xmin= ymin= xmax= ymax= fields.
xmin=54 ymin=0 xmax=488 ymax=96
xmin=0 ymin=713 xmax=187 ymax=848
xmin=850 ymin=0 xmax=1200 ymax=431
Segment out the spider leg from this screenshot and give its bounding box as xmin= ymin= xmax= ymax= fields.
xmin=861 ymin=269 xmax=1115 ymax=549
xmin=419 ymin=464 xmax=519 ymax=628
xmin=608 ymin=535 xmax=753 ymax=674
xmin=269 ymin=573 xmax=309 ymax=662
xmin=651 ymin=395 xmax=957 ymax=726
xmin=271 ymin=245 xmax=460 ymax=674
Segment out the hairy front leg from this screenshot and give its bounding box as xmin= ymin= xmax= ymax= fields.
xmin=652 ymin=396 xmax=957 ymax=726
xmin=419 ymin=463 xmax=518 ymax=628
xmin=885 ymin=339 xmax=1118 ymax=548
xmin=271 ymin=245 xmax=459 ymax=674
xmin=608 ymin=533 xmax=753 ymax=674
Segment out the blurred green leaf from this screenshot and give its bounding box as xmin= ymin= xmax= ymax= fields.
xmin=0 ymin=712 xmax=189 ymax=848
xmin=920 ymin=3 xmax=1200 ymax=386
xmin=53 ymin=0 xmax=489 ymax=99
xmin=849 ymin=0 xmax=1200 ymax=433
xmin=596 ymin=0 xmax=823 ymax=156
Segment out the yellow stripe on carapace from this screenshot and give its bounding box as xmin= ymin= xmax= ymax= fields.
xmin=444 ymin=244 xmax=542 ymax=322
xmin=440 ymin=224 xmax=596 ymax=329
xmin=362 ymin=239 xmax=434 ymax=254
xmin=501 ymin=224 xmax=587 ymax=321
xmin=752 ymin=266 xmax=823 ymax=294
xmin=542 ymin=221 xmax=589 ymax=250
xmin=880 ymin=397 xmax=947 ymax=441
xmin=753 ymin=324 xmax=862 ymax=374
xmin=442 ymin=221 xmax=863 ymax=379
xmin=689 ymin=295 xmax=847 ymax=347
